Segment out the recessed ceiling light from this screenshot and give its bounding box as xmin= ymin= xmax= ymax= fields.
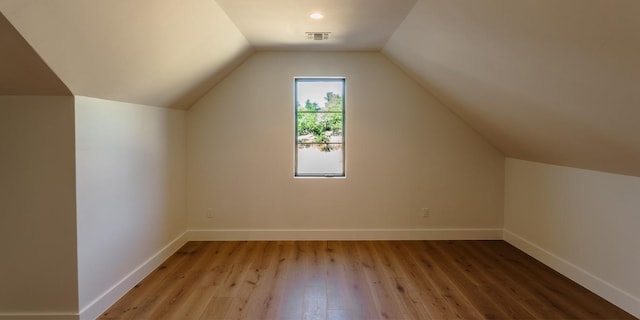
xmin=310 ymin=13 xmax=324 ymax=20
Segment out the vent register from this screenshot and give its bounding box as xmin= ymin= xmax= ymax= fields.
xmin=306 ymin=32 xmax=330 ymax=40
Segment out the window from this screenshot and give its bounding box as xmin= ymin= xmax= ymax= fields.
xmin=295 ymin=78 xmax=345 ymax=177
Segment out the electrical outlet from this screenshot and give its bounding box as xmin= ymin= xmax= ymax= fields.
xmin=422 ymin=208 xmax=430 ymax=218
xmin=206 ymin=208 xmax=213 ymax=219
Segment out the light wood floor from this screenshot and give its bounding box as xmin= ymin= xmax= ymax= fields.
xmin=101 ymin=241 xmax=635 ymax=319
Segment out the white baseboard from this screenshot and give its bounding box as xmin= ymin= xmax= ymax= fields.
xmin=188 ymin=228 xmax=503 ymax=241
xmin=77 ymin=232 xmax=189 ymax=320
xmin=9 ymin=229 xmax=636 ymax=319
xmin=0 ymin=313 xmax=78 ymax=320
xmin=503 ymin=229 xmax=640 ymax=319
xmin=24 ymin=229 xmax=636 ymax=319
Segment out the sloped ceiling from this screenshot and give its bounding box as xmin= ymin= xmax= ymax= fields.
xmin=1 ymin=0 xmax=639 ymax=177
xmin=216 ymin=0 xmax=417 ymax=51
xmin=384 ymin=0 xmax=640 ymax=177
xmin=0 ymin=0 xmax=252 ymax=109
xmin=0 ymin=12 xmax=70 ymax=95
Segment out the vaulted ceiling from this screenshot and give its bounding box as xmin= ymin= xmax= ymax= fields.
xmin=0 ymin=12 xmax=70 ymax=95
xmin=1 ymin=0 xmax=639 ymax=176
xmin=215 ymin=0 xmax=417 ymax=51
xmin=0 ymin=0 xmax=252 ymax=108
xmin=383 ymin=0 xmax=640 ymax=177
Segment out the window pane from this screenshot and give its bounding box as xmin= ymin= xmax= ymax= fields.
xmin=295 ymin=78 xmax=345 ymax=177
xmin=296 ymin=81 xmax=344 ymax=111
xmin=297 ymin=144 xmax=343 ymax=176
xmin=297 ymin=133 xmax=343 ymax=144
xmin=296 ymin=113 xmax=343 ymax=144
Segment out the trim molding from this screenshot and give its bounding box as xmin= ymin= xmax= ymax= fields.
xmin=503 ymin=229 xmax=640 ymax=319
xmin=9 ymin=229 xmax=637 ymax=319
xmin=0 ymin=314 xmax=78 ymax=320
xmin=188 ymin=228 xmax=503 ymax=241
xmin=77 ymin=232 xmax=189 ymax=320
xmin=17 ymin=229 xmax=635 ymax=319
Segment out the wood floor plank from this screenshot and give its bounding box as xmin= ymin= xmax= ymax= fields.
xmin=257 ymin=241 xmax=294 ymax=320
xmin=199 ymin=296 xmax=232 ymax=320
xmin=375 ymin=241 xmax=437 ymax=320
xmin=338 ymin=241 xmax=383 ymax=319
xmin=402 ymin=241 xmax=485 ymax=319
xmin=302 ymin=241 xmax=329 ymax=320
xmin=482 ymin=241 xmax=635 ymax=319
xmin=146 ymin=242 xmax=225 ymax=319
xmin=429 ymin=241 xmax=536 ymax=319
xmin=102 ymin=241 xmax=208 ymax=320
xmin=276 ymin=241 xmax=312 ymax=320
xmin=357 ymin=241 xmax=410 ymax=319
xmin=101 ymin=240 xmax=636 ymax=320
xmin=456 ymin=241 xmax=568 ymax=319
xmin=385 ymin=241 xmax=457 ymax=319
xmin=325 ymin=241 xmax=350 ymax=313
xmin=423 ymin=241 xmax=514 ymax=319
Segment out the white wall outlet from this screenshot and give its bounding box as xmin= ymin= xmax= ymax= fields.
xmin=206 ymin=208 xmax=213 ymax=219
xmin=422 ymin=208 xmax=430 ymax=218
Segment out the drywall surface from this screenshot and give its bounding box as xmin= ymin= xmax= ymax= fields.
xmin=0 ymin=0 xmax=251 ymax=108
xmin=75 ymin=97 xmax=187 ymax=311
xmin=0 ymin=12 xmax=71 ymax=95
xmin=383 ymin=0 xmax=640 ymax=177
xmin=187 ymin=51 xmax=504 ymax=235
xmin=0 ymin=96 xmax=78 ymax=315
xmin=504 ymin=158 xmax=640 ymax=317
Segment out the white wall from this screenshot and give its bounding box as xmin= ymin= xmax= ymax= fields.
xmin=74 ymin=97 xmax=187 ymax=318
xmin=0 ymin=96 xmax=79 ymax=317
xmin=504 ymin=158 xmax=640 ymax=318
xmin=187 ymin=52 xmax=504 ymax=239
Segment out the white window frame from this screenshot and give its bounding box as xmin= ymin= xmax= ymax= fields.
xmin=294 ymin=77 xmax=346 ymax=178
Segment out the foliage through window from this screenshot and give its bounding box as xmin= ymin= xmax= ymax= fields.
xmin=295 ymin=78 xmax=345 ymax=177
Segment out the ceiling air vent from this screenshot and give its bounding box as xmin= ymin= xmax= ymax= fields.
xmin=306 ymin=32 xmax=330 ymax=41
